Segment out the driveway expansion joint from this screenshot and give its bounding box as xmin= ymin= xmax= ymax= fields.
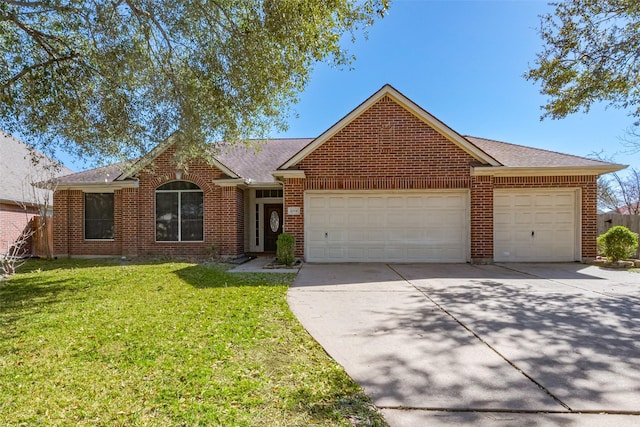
xmin=385 ymin=263 xmax=573 ymax=412
xmin=376 ymin=407 xmax=640 ymax=416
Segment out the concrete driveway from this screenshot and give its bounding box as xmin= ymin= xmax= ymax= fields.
xmin=287 ymin=263 xmax=640 ymax=426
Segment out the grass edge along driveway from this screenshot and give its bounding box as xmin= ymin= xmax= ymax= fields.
xmin=0 ymin=259 xmax=386 ymax=426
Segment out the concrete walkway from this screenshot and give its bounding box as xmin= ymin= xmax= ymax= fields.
xmin=287 ymin=263 xmax=640 ymax=426
xmin=228 ymin=256 xmax=302 ymax=273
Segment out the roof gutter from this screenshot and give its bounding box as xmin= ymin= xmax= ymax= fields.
xmin=54 ymin=180 xmax=139 ymax=192
xmin=271 ymin=170 xmax=306 ymax=180
xmin=471 ymin=164 xmax=627 ymax=177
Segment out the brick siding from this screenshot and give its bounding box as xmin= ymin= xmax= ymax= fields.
xmin=54 ymin=94 xmax=602 ymax=262
xmin=0 ymin=203 xmax=38 ymax=255
xmin=53 ymin=145 xmax=245 ymax=258
xmin=283 ymin=95 xmax=600 ymax=261
xmin=285 ymin=95 xmax=477 ymax=258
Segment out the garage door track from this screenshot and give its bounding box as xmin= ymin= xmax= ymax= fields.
xmin=287 ymin=263 xmax=640 ymax=426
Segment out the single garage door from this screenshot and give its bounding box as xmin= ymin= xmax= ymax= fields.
xmin=494 ymin=189 xmax=579 ymax=262
xmin=305 ymin=191 xmax=468 ymax=262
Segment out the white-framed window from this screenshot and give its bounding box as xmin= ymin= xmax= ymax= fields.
xmin=85 ymin=193 xmax=114 ymax=240
xmin=155 ymin=181 xmax=203 ymax=242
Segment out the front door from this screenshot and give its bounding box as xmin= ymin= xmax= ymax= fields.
xmin=264 ymin=204 xmax=283 ymax=252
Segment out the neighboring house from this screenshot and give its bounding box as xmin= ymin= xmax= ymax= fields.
xmin=0 ymin=133 xmax=73 ymax=254
xmin=613 ymin=202 xmax=640 ymax=215
xmin=52 ymin=85 xmax=624 ymax=263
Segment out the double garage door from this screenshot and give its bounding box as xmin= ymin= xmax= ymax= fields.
xmin=305 ymin=191 xmax=468 ymax=262
xmin=304 ymin=189 xmax=580 ymax=263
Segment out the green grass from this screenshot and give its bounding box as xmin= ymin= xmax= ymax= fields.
xmin=0 ymin=259 xmax=385 ymax=426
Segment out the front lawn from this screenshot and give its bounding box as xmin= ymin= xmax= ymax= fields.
xmin=0 ymin=259 xmax=385 ymax=426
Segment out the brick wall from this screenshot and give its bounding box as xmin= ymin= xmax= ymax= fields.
xmin=286 ymin=95 xmax=477 ymax=258
xmin=53 ymin=191 xmax=68 ymax=256
xmin=53 ymin=145 xmax=245 ymax=258
xmin=283 ymin=178 xmax=305 ymax=256
xmin=298 ymin=96 xmax=476 ymax=181
xmin=0 ymin=203 xmax=38 ymax=255
xmin=470 ymin=176 xmax=494 ymax=261
xmin=282 ymin=95 xmax=600 ymax=262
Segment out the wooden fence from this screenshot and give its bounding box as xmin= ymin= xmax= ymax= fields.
xmin=31 ymin=216 xmax=53 ymax=258
xmin=597 ymin=213 xmax=640 ymax=257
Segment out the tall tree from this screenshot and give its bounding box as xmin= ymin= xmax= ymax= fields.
xmin=526 ymin=1 xmax=640 ymax=134
xmin=0 ymin=0 xmax=388 ymax=164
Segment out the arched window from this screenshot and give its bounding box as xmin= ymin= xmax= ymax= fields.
xmin=155 ymin=181 xmax=203 ymax=242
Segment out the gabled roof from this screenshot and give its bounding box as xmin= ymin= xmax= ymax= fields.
xmin=54 ymin=161 xmax=134 ymax=185
xmin=279 ymin=84 xmax=501 ymax=169
xmin=51 ymin=84 xmax=626 ymax=186
xmin=0 ymin=132 xmax=73 ymax=205
xmin=116 ymin=133 xmax=240 ymax=181
xmin=53 ymin=139 xmax=312 ymax=186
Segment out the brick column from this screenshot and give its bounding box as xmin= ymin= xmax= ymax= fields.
xmin=283 ymin=178 xmax=305 ymax=258
xmin=219 ymin=186 xmax=244 ymax=256
xmin=52 ymin=190 xmax=69 ymax=257
xmin=581 ymin=179 xmax=598 ymax=260
xmin=120 ymin=187 xmax=139 ymax=257
xmin=67 ymin=190 xmax=84 ymax=255
xmin=470 ymin=175 xmax=494 ymax=263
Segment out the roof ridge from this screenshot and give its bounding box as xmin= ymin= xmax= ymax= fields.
xmin=464 ymin=135 xmax=613 ymax=165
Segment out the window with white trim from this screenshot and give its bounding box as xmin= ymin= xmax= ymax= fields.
xmin=155 ymin=181 xmax=203 ymax=242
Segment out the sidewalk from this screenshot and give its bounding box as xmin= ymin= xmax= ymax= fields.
xmin=228 ymin=256 xmax=302 ymax=273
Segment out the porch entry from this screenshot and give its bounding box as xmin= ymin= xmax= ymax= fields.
xmin=263 ymin=204 xmax=283 ymax=252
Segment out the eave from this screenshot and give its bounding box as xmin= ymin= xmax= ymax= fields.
xmin=54 ymin=181 xmax=139 ymax=192
xmin=271 ymin=170 xmax=307 ymax=180
xmin=471 ymin=164 xmax=627 ymax=177
xmin=212 ymin=178 xmax=248 ymax=188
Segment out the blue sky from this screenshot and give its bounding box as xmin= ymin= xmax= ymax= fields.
xmin=62 ymin=0 xmax=636 ymax=171
xmin=272 ymin=0 xmax=637 ymax=171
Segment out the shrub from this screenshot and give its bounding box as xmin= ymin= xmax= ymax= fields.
xmin=276 ymin=233 xmax=296 ymax=266
xmin=597 ymin=226 xmax=639 ymax=262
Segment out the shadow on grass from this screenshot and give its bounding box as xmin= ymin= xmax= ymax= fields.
xmin=286 ymin=374 xmax=386 ymax=426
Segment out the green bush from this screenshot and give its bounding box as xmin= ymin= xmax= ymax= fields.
xmin=597 ymin=226 xmax=639 ymax=262
xmin=276 ymin=233 xmax=296 ymax=266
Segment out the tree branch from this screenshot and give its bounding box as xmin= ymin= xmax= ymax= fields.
xmin=2 ymin=53 xmax=79 ymax=90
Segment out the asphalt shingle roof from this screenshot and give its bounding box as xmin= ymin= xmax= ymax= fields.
xmin=54 ymin=162 xmax=134 ymax=184
xmin=0 ymin=132 xmax=73 ymax=205
xmin=53 ymin=135 xmax=619 ymax=185
xmin=465 ymin=136 xmax=611 ymax=168
xmin=215 ymin=139 xmax=312 ymax=182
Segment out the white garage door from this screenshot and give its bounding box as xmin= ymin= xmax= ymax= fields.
xmin=305 ymin=191 xmax=468 ymax=262
xmin=494 ymin=189 xmax=579 ymax=262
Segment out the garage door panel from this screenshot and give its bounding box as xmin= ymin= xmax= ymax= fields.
xmin=365 ymin=213 xmax=385 ymax=227
xmin=406 ymin=196 xmax=424 ymax=208
xmin=516 ymin=214 xmax=533 ymax=225
xmin=347 ymin=197 xmax=365 ymax=208
xmin=329 ymin=214 xmax=346 ymax=226
xmin=495 ymin=190 xmax=577 ymax=262
xmin=328 ymin=231 xmax=344 ymax=242
xmin=306 ymin=191 xmax=468 ymax=262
